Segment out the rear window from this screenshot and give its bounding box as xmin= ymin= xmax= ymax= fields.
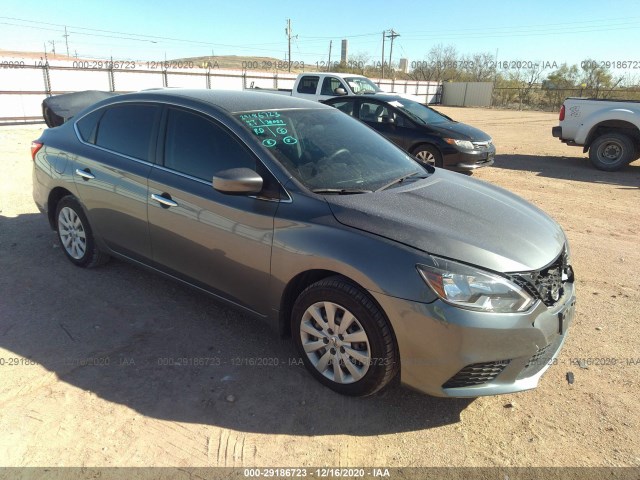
xmin=95 ymin=104 xmax=159 ymax=161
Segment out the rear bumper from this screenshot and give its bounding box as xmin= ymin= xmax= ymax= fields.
xmin=370 ymin=282 xmax=576 ymax=398
xmin=552 ymin=126 xmax=562 ymax=138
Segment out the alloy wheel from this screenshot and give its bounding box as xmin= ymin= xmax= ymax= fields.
xmin=299 ymin=301 xmax=371 ymax=384
xmin=58 ymin=207 xmax=87 ymax=260
xmin=415 ymin=150 xmax=436 ymax=166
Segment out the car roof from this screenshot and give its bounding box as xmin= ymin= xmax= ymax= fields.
xmin=111 ymin=89 xmax=331 ymax=114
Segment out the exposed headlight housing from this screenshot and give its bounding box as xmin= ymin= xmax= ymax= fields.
xmin=417 ymin=256 xmax=535 ymax=313
xmin=444 ymin=138 xmax=474 ymax=150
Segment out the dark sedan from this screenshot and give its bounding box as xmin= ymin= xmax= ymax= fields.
xmin=323 ymin=94 xmax=496 ymax=171
xmin=32 ymin=90 xmax=574 ymax=398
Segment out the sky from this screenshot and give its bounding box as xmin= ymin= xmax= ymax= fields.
xmin=1 ymin=0 xmax=640 ymax=78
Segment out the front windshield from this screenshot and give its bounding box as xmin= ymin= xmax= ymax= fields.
xmin=344 ymin=77 xmax=382 ymax=94
xmin=387 ymin=98 xmax=450 ymax=125
xmin=235 ymin=109 xmax=426 ymax=192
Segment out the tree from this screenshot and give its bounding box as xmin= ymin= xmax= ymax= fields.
xmin=580 ymin=58 xmax=613 ymax=97
xmin=542 ymin=63 xmax=580 ymax=108
xmin=411 ymin=44 xmax=459 ymax=83
xmin=460 ymin=52 xmax=496 ymax=82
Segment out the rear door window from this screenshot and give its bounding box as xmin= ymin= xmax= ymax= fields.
xmin=328 ymin=100 xmax=355 ymax=116
xmin=358 ymin=101 xmax=392 ymax=124
xmin=296 ymin=76 xmax=320 ymax=95
xmin=95 ymin=104 xmax=159 ymax=161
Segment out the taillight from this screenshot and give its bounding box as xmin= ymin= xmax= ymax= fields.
xmin=31 ymin=141 xmax=43 ymax=161
xmin=559 ymin=104 xmax=565 ymax=121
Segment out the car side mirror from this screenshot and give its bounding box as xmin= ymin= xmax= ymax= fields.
xmin=334 ymin=87 xmax=347 ymax=96
xmin=212 ymin=168 xmax=263 ymax=194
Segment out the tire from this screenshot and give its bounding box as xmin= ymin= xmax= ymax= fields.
xmin=413 ymin=144 xmax=443 ymax=168
xmin=291 ymin=276 xmax=399 ymax=396
xmin=55 ymin=196 xmax=109 ymax=268
xmin=588 ymin=133 xmax=635 ymax=171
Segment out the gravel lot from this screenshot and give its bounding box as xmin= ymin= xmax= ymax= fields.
xmin=0 ymin=107 xmax=638 ymax=471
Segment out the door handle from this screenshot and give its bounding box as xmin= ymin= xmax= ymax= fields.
xmin=151 ymin=193 xmax=178 ymax=208
xmin=75 ymin=168 xmax=95 ymax=180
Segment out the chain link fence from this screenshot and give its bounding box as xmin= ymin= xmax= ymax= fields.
xmin=0 ymin=64 xmax=442 ymax=124
xmin=491 ymin=85 xmax=640 ymax=111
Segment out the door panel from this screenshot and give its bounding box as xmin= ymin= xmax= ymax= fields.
xmin=147 ymin=107 xmax=278 ymax=315
xmin=73 ymin=150 xmax=153 ymax=259
xmin=72 ymin=103 xmax=160 ymax=259
xmin=147 ymin=170 xmax=277 ymax=314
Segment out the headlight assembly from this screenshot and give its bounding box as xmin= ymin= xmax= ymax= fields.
xmin=417 ymin=256 xmax=535 ymax=313
xmin=444 ymin=138 xmax=474 ymax=150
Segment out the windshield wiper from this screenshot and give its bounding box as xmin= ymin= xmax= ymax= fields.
xmin=375 ymin=171 xmax=428 ymax=192
xmin=311 ymin=188 xmax=372 ymax=195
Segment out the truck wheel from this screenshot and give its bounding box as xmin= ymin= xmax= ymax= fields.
xmin=589 ymin=133 xmax=635 ymax=171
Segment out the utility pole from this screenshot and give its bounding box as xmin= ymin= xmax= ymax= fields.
xmin=285 ymin=19 xmax=296 ymax=72
xmin=381 ymin=31 xmax=386 ymax=79
xmin=386 ymin=29 xmax=400 ymax=75
xmin=327 ymin=40 xmax=332 ymax=72
xmin=63 ymin=26 xmax=70 ymax=57
xmin=48 ymin=40 xmax=56 ymax=56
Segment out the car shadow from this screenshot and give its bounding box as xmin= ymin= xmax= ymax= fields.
xmin=490 ymin=154 xmax=640 ymax=189
xmin=0 ymin=213 xmax=472 ymax=436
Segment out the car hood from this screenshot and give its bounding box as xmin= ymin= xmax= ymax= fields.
xmin=427 ymin=121 xmax=492 ymax=142
xmin=325 ymin=171 xmax=565 ymax=273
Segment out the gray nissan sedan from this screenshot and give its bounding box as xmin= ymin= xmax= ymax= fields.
xmin=32 ymin=89 xmax=576 ymax=397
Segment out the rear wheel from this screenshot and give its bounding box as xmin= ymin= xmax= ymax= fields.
xmin=589 ymin=133 xmax=635 ymax=171
xmin=56 ymin=196 xmax=109 ymax=268
xmin=291 ymin=276 xmax=399 ymax=396
xmin=413 ymin=144 xmax=443 ymax=168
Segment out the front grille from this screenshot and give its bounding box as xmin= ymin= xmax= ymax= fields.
xmin=516 ymin=335 xmax=563 ymax=380
xmin=443 ymin=360 xmax=511 ymax=388
xmin=511 ymin=249 xmax=574 ymax=307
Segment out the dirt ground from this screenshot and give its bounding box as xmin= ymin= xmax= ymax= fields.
xmin=0 ymin=107 xmax=638 ymax=471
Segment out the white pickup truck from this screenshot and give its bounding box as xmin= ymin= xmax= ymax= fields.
xmin=552 ymin=98 xmax=640 ymax=171
xmin=245 ymin=72 xmax=384 ymax=102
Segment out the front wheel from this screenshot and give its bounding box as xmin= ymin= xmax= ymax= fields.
xmin=413 ymin=144 xmax=443 ymax=168
xmin=589 ymin=133 xmax=635 ymax=171
xmin=291 ymin=276 xmax=399 ymax=396
xmin=56 ymin=196 xmax=109 ymax=268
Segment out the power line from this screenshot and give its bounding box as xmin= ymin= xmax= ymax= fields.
xmin=0 ymin=16 xmax=288 ymax=51
xmin=399 ymin=16 xmax=640 ymax=36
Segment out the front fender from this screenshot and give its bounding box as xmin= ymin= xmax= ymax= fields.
xmin=268 ymin=194 xmax=438 ymax=319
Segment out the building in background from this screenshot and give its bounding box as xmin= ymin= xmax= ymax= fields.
xmin=341 ymin=39 xmax=348 ymax=64
xmin=399 ymin=58 xmax=408 ymax=73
